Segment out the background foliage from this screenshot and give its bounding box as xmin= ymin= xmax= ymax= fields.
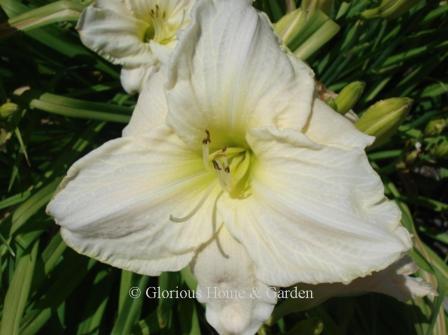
xmin=0 ymin=0 xmax=447 ymax=334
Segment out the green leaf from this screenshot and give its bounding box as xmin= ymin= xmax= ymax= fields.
xmin=157 ymin=272 xmax=180 ymax=330
xmin=178 ymin=299 xmax=201 ymax=335
xmin=111 ymin=274 xmax=149 ymax=335
xmin=10 ymin=178 xmax=61 ymax=235
xmin=1 ymin=240 xmax=39 ymax=335
xmin=20 ymin=254 xmax=96 ymax=335
xmin=0 ymin=0 xmax=85 ymax=37
xmin=30 ymin=94 xmax=131 ymax=123
xmin=76 ymin=269 xmax=113 ymax=335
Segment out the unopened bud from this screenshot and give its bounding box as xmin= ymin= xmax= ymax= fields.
xmin=405 ymin=150 xmax=419 ymax=165
xmin=431 ymin=140 xmax=448 ymax=159
xmin=361 ymin=0 xmax=419 ymax=20
xmin=0 ymin=102 xmax=18 ymax=119
xmin=425 ymin=118 xmax=446 ymax=136
xmin=274 ymin=8 xmax=307 ymax=46
xmin=356 ymin=98 xmax=413 ymax=148
xmin=334 ymin=81 xmax=365 ymax=114
xmin=274 ymin=7 xmax=339 ymax=60
xmin=0 ymin=129 xmax=12 ymax=146
xmin=301 ymin=0 xmax=333 ymax=15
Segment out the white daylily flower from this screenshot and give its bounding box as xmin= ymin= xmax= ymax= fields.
xmin=77 ymin=0 xmax=194 ymax=93
xmin=292 ymin=256 xmax=436 ymax=311
xmin=361 ymin=256 xmax=437 ymax=301
xmin=48 ymin=0 xmax=412 ymax=333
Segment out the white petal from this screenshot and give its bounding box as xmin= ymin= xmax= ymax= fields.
xmin=166 ymin=0 xmax=315 ymax=147
xmin=193 ymin=228 xmax=276 ymax=335
xmin=296 ymin=257 xmax=437 ymax=304
xmin=305 ymin=99 xmax=374 ymax=149
xmin=77 ymin=0 xmax=155 ymax=67
xmin=47 ymin=127 xmax=220 ymax=276
xmin=220 ymin=127 xmax=411 ymax=287
xmin=120 ymin=65 xmax=157 ymax=95
xmin=122 ymin=70 xmax=169 ymax=136
xmin=364 ymin=256 xmax=437 ymax=301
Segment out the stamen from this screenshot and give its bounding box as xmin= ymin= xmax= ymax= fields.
xmin=212 ymin=160 xmax=221 ymax=171
xmin=199 ymin=130 xmax=252 ymax=198
xmin=169 ymin=185 xmax=215 ymax=223
xmin=216 ymin=232 xmax=229 ymax=259
xmin=209 ymin=192 xmax=229 ymax=258
xmin=222 ymin=156 xmax=230 ymax=172
xmin=202 ymin=130 xmax=211 ymax=170
xmin=214 ymin=161 xmax=231 ymax=192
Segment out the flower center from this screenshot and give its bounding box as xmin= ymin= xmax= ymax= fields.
xmin=143 ymin=5 xmax=178 ymax=45
xmin=168 ymin=130 xmax=251 ymax=223
xmin=202 ymin=130 xmax=252 ymax=199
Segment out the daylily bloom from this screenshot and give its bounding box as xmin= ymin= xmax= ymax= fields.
xmin=291 ymin=257 xmax=436 ymax=313
xmin=271 ymin=257 xmax=436 ymax=322
xmin=77 ymin=0 xmax=194 ymax=94
xmin=48 ymin=0 xmax=412 ymax=333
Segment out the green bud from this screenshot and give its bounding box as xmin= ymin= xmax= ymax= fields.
xmin=425 ymin=118 xmax=447 ymax=136
xmin=274 ymin=8 xmax=307 ymax=46
xmin=334 ymin=81 xmax=365 ymax=114
xmin=361 ymin=0 xmax=419 ymax=20
xmin=431 ymin=140 xmax=448 ymax=159
xmin=356 ymin=97 xmax=413 ymax=148
xmin=0 ymin=102 xmax=18 ymax=119
xmin=0 ymin=128 xmax=12 ymax=147
xmin=301 ymin=0 xmax=334 ymax=15
xmin=405 ymin=150 xmax=419 ymax=165
xmin=274 ymin=8 xmax=339 ymax=60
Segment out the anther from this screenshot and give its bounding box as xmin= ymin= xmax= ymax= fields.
xmin=212 ymin=160 xmax=221 ymax=171
xmin=202 ymin=129 xmax=211 ymax=144
xmin=202 ymin=129 xmax=211 ymax=170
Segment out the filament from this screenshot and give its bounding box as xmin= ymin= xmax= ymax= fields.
xmin=169 ymin=185 xmax=215 ymax=223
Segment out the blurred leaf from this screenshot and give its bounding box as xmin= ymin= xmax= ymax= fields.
xmin=10 ymin=178 xmax=61 ymax=236
xmin=0 ymin=0 xmax=85 ymax=38
xmin=30 ymin=93 xmax=131 ymax=123
xmin=111 ymin=274 xmax=149 ymax=335
xmin=76 ymin=269 xmax=113 ymax=335
xmin=1 ymin=240 xmax=39 ymax=335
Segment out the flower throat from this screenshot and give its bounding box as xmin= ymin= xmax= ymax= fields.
xmin=143 ymin=4 xmax=176 ymax=45
xmin=202 ymin=130 xmax=252 ymax=199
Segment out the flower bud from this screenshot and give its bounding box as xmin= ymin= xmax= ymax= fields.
xmin=430 ymin=140 xmax=448 ymax=159
xmin=274 ymin=8 xmax=339 ymax=60
xmin=301 ymin=0 xmax=333 ymax=15
xmin=356 ymin=98 xmax=413 ymax=148
xmin=0 ymin=102 xmax=18 ymax=119
xmin=274 ymin=8 xmax=307 ymax=46
xmin=0 ymin=128 xmax=12 ymax=147
xmin=424 ymin=118 xmax=446 ymax=136
xmin=334 ymin=81 xmax=365 ymax=114
xmin=361 ymin=0 xmax=419 ymax=20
